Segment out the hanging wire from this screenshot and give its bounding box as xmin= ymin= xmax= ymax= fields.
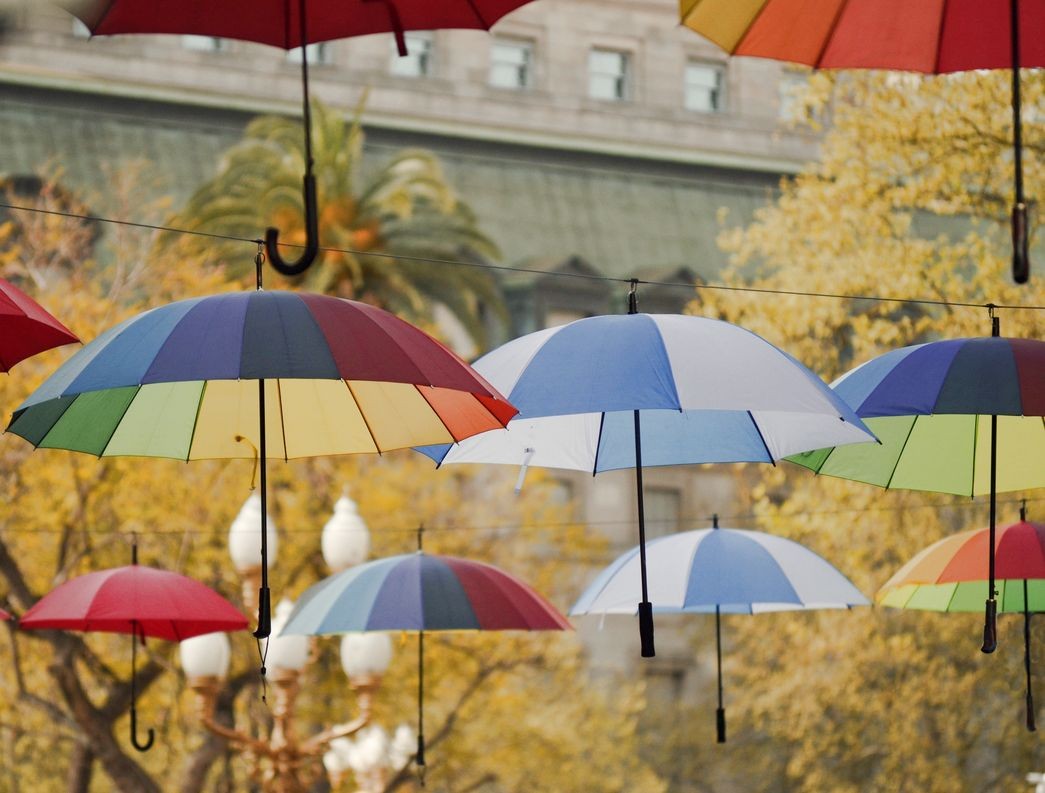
xmin=0 ymin=200 xmax=1042 ymax=312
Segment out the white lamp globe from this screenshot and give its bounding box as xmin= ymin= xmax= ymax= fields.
xmin=340 ymin=633 xmax=393 ymax=682
xmin=179 ymin=631 xmax=231 ymax=680
xmin=228 ymin=493 xmax=278 ymax=573
xmin=321 ymin=493 xmax=370 ymax=573
xmin=265 ymin=599 xmax=310 ymax=673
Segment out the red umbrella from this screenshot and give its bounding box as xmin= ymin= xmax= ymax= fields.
xmin=20 ymin=546 xmax=248 ymax=752
xmin=60 ymin=0 xmax=539 ymax=276
xmin=0 ymin=278 xmax=78 ymax=371
xmin=0 ymin=607 xmax=10 ymax=621
xmin=681 ymin=0 xmax=1044 ymax=283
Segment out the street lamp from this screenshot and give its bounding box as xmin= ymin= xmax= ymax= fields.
xmin=181 ymin=492 xmax=394 ymax=793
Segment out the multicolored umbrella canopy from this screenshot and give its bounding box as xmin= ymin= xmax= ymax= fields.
xmin=571 ymin=519 xmax=868 ymax=742
xmin=878 ymin=509 xmax=1045 ymax=731
xmin=419 ymin=302 xmax=876 ymax=657
xmin=281 ymin=548 xmax=570 ymax=779
xmin=0 ymin=277 xmax=78 ymax=371
xmin=19 ymin=552 xmax=248 ymax=751
xmin=788 ymin=334 xmax=1045 ymax=653
xmin=679 ymin=0 xmax=1044 ymax=283
xmin=7 ymin=291 xmax=515 ymax=460
xmin=7 ymin=290 xmax=516 ymax=640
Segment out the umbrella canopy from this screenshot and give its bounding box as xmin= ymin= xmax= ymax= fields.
xmin=7 ymin=289 xmax=515 ymax=640
xmin=679 ymin=1 xmax=1044 ymax=282
xmin=281 ymin=548 xmax=570 ymax=779
xmin=281 ymin=551 xmax=571 ymax=635
xmin=61 ymin=0 xmax=534 ymax=48
xmin=6 ymin=290 xmax=515 ymax=460
xmin=572 ymin=520 xmax=867 ymax=742
xmin=0 ymin=277 xmax=78 ymax=371
xmin=19 ymin=565 xmax=249 ymax=640
xmin=419 ymin=305 xmax=875 ymax=656
xmin=788 ymin=333 xmax=1045 ymax=653
xmin=19 ymin=557 xmax=248 ymax=751
xmin=877 ymin=510 xmax=1045 ymax=730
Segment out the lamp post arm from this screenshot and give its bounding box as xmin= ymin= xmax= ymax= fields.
xmin=299 ymin=713 xmax=370 ymax=756
xmin=198 ymin=712 xmax=271 ymax=756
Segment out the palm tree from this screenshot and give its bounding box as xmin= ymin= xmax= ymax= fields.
xmin=165 ymin=99 xmax=504 ymax=346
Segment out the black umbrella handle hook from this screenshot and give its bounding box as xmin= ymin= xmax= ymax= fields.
xmin=265 ymin=174 xmax=320 ymax=277
xmin=129 ymin=621 xmax=154 ymax=752
xmin=266 ymin=0 xmax=320 ymax=277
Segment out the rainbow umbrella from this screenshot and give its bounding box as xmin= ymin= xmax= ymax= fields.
xmin=788 ymin=330 xmax=1045 ymax=652
xmin=679 ymin=0 xmax=1045 ymax=283
xmin=281 ymin=539 xmax=570 ymax=780
xmin=6 ymin=285 xmax=516 ymax=640
xmin=878 ymin=506 xmax=1045 ymax=731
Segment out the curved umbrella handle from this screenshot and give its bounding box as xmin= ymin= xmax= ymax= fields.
xmin=130 ymin=708 xmax=155 ymax=753
xmin=264 ymin=173 xmax=319 ymax=277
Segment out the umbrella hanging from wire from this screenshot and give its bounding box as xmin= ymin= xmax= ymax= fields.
xmin=0 ymin=277 xmax=78 ymax=370
xmin=6 ymin=254 xmax=516 ymax=644
xmin=571 ymin=515 xmax=869 ymax=742
xmin=680 ymin=0 xmax=1043 ymax=284
xmin=59 ymin=0 xmax=543 ymax=276
xmin=18 ymin=541 xmax=248 ymax=751
xmin=280 ymin=529 xmax=570 ymax=784
xmin=787 ymin=317 xmax=1045 ymax=653
xmin=878 ymin=504 xmax=1045 ymax=731
xmin=418 ymin=282 xmax=876 ymax=657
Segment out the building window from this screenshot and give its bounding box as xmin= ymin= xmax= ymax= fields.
xmin=644 ymin=487 xmax=681 ymax=539
xmin=490 ymin=38 xmax=534 ymax=89
xmin=778 ymin=69 xmax=808 ymax=120
xmin=182 ymin=35 xmax=226 ymax=52
xmin=588 ymin=48 xmax=630 ymax=101
xmin=390 ymin=32 xmax=434 ymax=77
xmin=287 ymin=42 xmax=330 ymax=65
xmin=685 ymin=62 xmax=725 ymax=112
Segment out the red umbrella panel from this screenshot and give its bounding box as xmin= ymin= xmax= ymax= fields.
xmin=20 ymin=560 xmax=248 ymax=751
xmin=0 ymin=278 xmax=78 ymax=371
xmin=59 ymin=0 xmax=541 ymax=275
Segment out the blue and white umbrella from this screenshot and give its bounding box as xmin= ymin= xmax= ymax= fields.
xmin=571 ymin=518 xmax=869 ymax=742
xmin=419 ymin=300 xmax=875 ymax=656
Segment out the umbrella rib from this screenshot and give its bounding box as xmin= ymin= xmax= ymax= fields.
xmin=810 ymin=0 xmax=854 ymax=68
xmin=591 ymin=412 xmax=607 ymax=476
xmin=97 ymin=385 xmax=143 ymax=458
xmin=343 ymin=380 xmax=382 ymax=454
xmin=185 ymin=381 xmax=208 ymax=462
xmin=413 ymin=385 xmax=460 ymax=444
xmin=747 ymin=411 xmax=776 ymax=464
xmin=970 ymin=413 xmax=979 ymax=497
xmin=882 ymin=415 xmax=919 ymax=490
xmin=274 ymin=379 xmax=289 ymax=462
xmin=933 ymin=0 xmax=953 ymax=73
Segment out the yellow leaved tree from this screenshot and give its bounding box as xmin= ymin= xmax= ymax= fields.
xmin=0 ymin=173 xmax=664 ymax=793
xmin=667 ymin=69 xmax=1045 ymax=791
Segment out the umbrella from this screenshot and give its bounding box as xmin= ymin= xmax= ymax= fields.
xmin=0 ymin=277 xmax=78 ymax=371
xmin=418 ymin=285 xmax=876 ymax=657
xmin=680 ymin=0 xmax=1044 ymax=284
xmin=788 ymin=325 xmax=1045 ymax=653
xmin=878 ymin=505 xmax=1045 ymax=731
xmin=571 ymin=515 xmax=869 ymax=742
xmin=60 ymin=0 xmax=540 ymax=276
xmin=6 ymin=271 xmax=516 ymax=641
xmin=280 ymin=534 xmax=571 ymax=781
xmin=19 ymin=543 xmax=248 ymax=751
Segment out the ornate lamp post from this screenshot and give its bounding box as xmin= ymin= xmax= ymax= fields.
xmin=181 ymin=491 xmax=394 ymax=793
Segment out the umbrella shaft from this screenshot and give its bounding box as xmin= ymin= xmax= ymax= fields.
xmin=1012 ymin=0 xmax=1023 ymax=200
